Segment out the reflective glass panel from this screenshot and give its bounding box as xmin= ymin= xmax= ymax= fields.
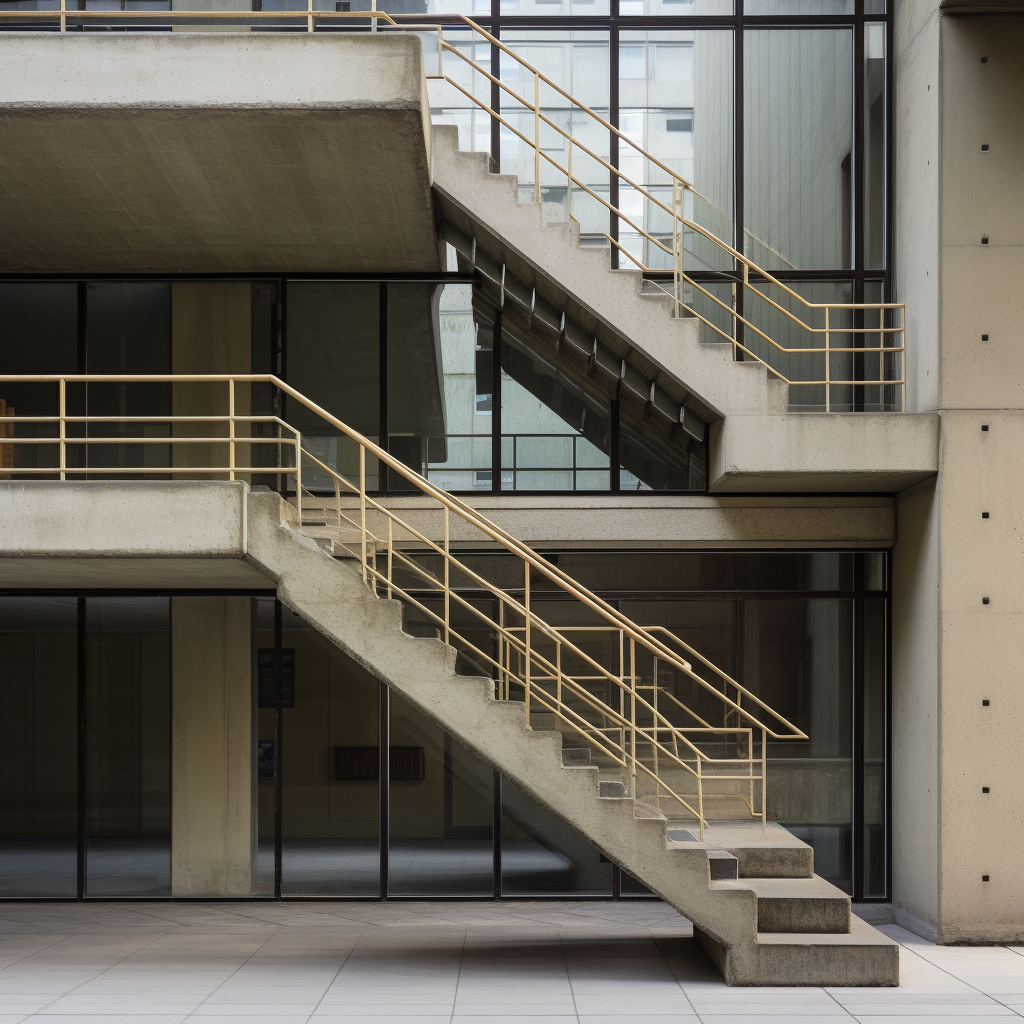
xmin=501 ymin=776 xmax=612 ymax=894
xmin=85 ymin=597 xmax=171 ymax=897
xmin=500 ymin=333 xmax=611 ymax=491
xmin=0 ymin=597 xmax=78 ymax=897
xmin=287 ymin=282 xmax=380 ymax=492
xmin=390 ymin=281 xmax=492 ymax=491
xmin=618 ymin=30 xmax=733 ymax=272
xmin=863 ymin=597 xmax=886 ymax=897
xmin=389 ymin=692 xmax=493 ymax=895
xmin=745 ymin=598 xmax=854 ymax=894
xmin=501 ymin=32 xmax=610 ymax=230
xmin=85 ymin=283 xmax=172 ymax=476
xmin=864 ymin=22 xmax=887 ymax=270
xmin=0 ymin=283 xmax=77 ymax=479
xmin=744 ymin=30 xmax=854 ymax=271
xmin=281 ymin=606 xmax=381 ymax=896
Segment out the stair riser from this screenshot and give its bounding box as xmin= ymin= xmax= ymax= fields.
xmin=757 ymin=897 xmax=851 ymax=934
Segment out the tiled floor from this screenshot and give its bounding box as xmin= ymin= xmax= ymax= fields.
xmin=0 ymin=901 xmax=1021 ymax=1023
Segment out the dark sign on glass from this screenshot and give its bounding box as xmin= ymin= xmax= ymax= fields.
xmin=257 ymin=648 xmax=295 ymax=707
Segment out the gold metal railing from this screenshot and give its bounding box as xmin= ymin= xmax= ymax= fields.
xmin=0 ymin=373 xmax=807 ymax=836
xmin=0 ymin=4 xmax=904 ymax=411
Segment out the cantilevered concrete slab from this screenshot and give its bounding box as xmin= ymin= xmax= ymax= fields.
xmin=0 ymin=33 xmax=439 ymax=273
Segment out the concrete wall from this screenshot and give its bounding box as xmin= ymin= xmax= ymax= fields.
xmin=893 ymin=4 xmax=1024 ymax=941
xmin=171 ymin=596 xmax=253 ymax=897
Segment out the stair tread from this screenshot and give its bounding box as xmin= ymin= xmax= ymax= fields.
xmin=711 ymin=874 xmax=850 ymax=901
xmin=756 ymin=916 xmax=897 ymax=948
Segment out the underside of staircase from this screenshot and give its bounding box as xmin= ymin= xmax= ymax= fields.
xmin=244 ymin=490 xmax=899 ymax=987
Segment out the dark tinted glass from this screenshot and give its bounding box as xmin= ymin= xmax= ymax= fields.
xmin=0 ymin=597 xmax=78 ymax=897
xmin=389 ymin=692 xmax=493 ymax=895
xmin=280 ymin=606 xmax=381 ymax=896
xmin=85 ymin=597 xmax=171 ymax=897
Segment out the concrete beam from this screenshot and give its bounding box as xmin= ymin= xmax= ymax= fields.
xmin=710 ymin=412 xmax=939 ymax=493
xmin=0 ymin=33 xmax=438 ymax=273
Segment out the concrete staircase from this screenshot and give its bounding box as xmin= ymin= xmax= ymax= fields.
xmin=244 ymin=489 xmax=899 ymax=987
xmin=429 ymin=124 xmax=789 ymax=430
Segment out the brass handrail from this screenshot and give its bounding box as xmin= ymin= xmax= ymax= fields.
xmin=1 ymin=4 xmax=905 ymax=409
xmin=0 ymin=373 xmax=808 ymax=836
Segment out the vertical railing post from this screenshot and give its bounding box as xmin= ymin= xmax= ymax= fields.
xmin=371 ymin=0 xmax=377 ymax=32
xmin=523 ymin=560 xmax=531 ymax=721
xmin=60 ymin=0 xmax=66 ymax=33
xmin=672 ymin=180 xmax=682 ymax=318
xmin=498 ymin=600 xmax=506 ymax=701
xmin=436 ymin=28 xmax=442 ymax=77
xmin=555 ymin=637 xmax=562 ymax=710
xmin=294 ymin=433 xmax=303 ymax=525
xmin=629 ymin=638 xmax=636 ymax=801
xmin=443 ymin=506 xmax=450 ymax=646
xmin=387 ymin=517 xmax=393 ymax=600
xmin=534 ymin=72 xmax=541 ymax=205
xmin=228 ymin=378 xmax=235 ymax=481
xmin=58 ymin=378 xmax=66 ymax=481
xmin=567 ymin=139 xmax=573 ymax=221
xmin=359 ymin=445 xmax=367 ymax=585
xmin=761 ymin=727 xmax=767 ymax=834
xmin=697 ymin=752 xmax=704 ymax=840
xmin=307 ymin=0 xmax=313 ymax=34
xmin=824 ymin=305 xmax=831 ymax=413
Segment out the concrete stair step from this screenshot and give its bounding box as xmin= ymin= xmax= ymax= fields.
xmin=713 ymin=874 xmax=851 ymax=934
xmin=667 ymin=820 xmax=814 ymax=879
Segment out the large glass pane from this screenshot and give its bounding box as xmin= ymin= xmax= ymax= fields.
xmin=0 ymin=283 xmax=77 ymax=479
xmin=744 ymin=30 xmax=854 ymax=271
xmin=618 ymin=31 xmax=733 ymax=273
xmin=287 ymin=282 xmax=380 ymax=492
xmin=430 ymin=32 xmax=493 ymax=154
xmin=390 ymin=281 xmax=492 ymax=491
xmin=530 ymin=550 xmax=856 ymax=594
xmin=501 ymin=31 xmax=610 ymax=234
xmin=501 ymin=332 xmax=611 ymax=491
xmin=85 ymin=597 xmax=171 ymax=897
xmin=501 ymin=777 xmax=611 ymax=894
xmin=619 ymin=405 xmax=706 ymax=491
xmin=864 ymin=22 xmax=887 ymax=270
xmin=389 ymin=692 xmax=493 ymax=895
xmin=281 ymin=606 xmax=381 ymax=896
xmin=0 ymin=597 xmax=78 ymax=897
xmin=620 ymin=0 xmax=732 ymax=15
xmin=253 ymin=598 xmax=276 ymax=896
xmin=85 ymin=283 xmax=172 ymax=476
xmin=743 ymin=278 xmax=856 ymax=412
xmin=863 ymin=597 xmax=886 ymax=897
xmin=745 ymin=598 xmax=854 ymax=894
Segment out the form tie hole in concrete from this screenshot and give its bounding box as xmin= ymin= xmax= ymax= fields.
xmin=982 ymin=512 xmax=990 ymax=519
xmin=983 ymin=875 xmax=990 ymax=882
xmin=981 ymin=56 xmax=989 ymax=63
xmin=983 ymin=699 xmax=990 ymax=706
xmin=983 ymin=787 xmax=990 ymax=793
xmin=982 ymin=424 xmax=989 ymax=431
xmin=982 ymin=334 xmax=989 ymax=341
xmin=982 ymin=144 xmax=990 ymax=152
xmin=983 ymin=597 xmax=990 ymax=605
xmin=982 ymin=236 xmax=989 ymax=244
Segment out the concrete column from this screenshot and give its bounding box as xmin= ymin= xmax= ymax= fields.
xmin=171 ymin=281 xmax=252 ymax=477
xmin=171 ymin=597 xmax=253 ymax=897
xmin=893 ymin=3 xmax=1024 ymax=941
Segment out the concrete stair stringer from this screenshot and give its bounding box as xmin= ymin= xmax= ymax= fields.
xmin=243 ymin=491 xmax=898 ymax=987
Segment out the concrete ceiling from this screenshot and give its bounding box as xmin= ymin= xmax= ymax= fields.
xmin=940 ymin=0 xmax=1024 ymax=10
xmin=0 ymin=33 xmax=440 ymax=273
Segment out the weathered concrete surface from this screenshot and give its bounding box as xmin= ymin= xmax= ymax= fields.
xmin=892 ymin=6 xmax=1024 ymax=943
xmin=0 ymin=33 xmax=438 ymax=272
xmin=303 ymin=493 xmax=897 ymax=548
xmin=710 ymin=412 xmax=940 ymax=493
xmin=0 ymin=479 xmax=899 ymax=984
